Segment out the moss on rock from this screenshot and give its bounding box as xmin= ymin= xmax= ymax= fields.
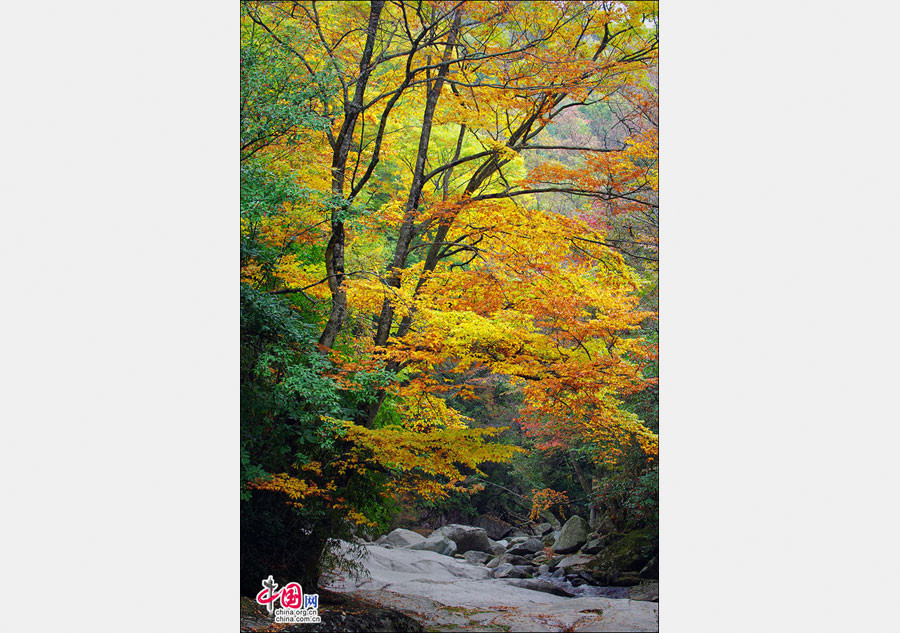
xmin=586 ymin=527 xmax=657 ymax=585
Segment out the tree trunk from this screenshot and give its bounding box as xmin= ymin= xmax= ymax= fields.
xmin=319 ymin=0 xmax=385 ymax=350
xmin=373 ymin=11 xmax=461 ymax=348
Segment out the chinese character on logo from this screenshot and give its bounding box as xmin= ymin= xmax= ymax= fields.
xmin=255 ymin=575 xmax=281 ymax=615
xmin=255 ymin=575 xmax=319 ymax=620
xmin=280 ymin=582 xmax=303 ymax=609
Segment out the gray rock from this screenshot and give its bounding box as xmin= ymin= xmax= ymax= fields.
xmin=556 ymin=553 xmax=594 ymax=571
xmin=588 ymin=528 xmax=657 ymax=581
xmin=381 ymin=528 xmax=427 ymax=548
xmin=581 ymin=537 xmax=606 ymax=555
xmin=486 ymin=556 xmax=501 ymax=569
xmin=492 ymin=563 xmax=531 ymax=579
xmin=552 ymin=515 xmax=590 ymax=554
xmin=495 ymin=539 xmax=509 ymax=548
xmin=507 ymin=537 xmax=543 ymax=555
xmin=547 ymin=555 xmax=566 ymax=570
xmin=472 ymin=515 xmax=514 ymax=540
xmin=431 ymin=524 xmax=493 ymax=554
xmin=497 ymin=553 xmax=532 ymax=566
xmin=503 ymin=578 xmax=576 ymax=597
xmin=409 ymin=535 xmax=457 ymax=557
xmin=540 ymin=512 xmax=562 ymax=531
xmin=537 ymin=564 xmax=550 ymax=575
xmin=533 ymin=522 xmax=553 ymax=536
xmin=541 ymin=533 xmax=556 ymax=547
xmin=506 ymin=535 xmax=529 ymax=546
xmin=572 ymin=571 xmax=594 ymax=584
xmin=463 ymin=550 xmax=491 ymax=565
xmin=323 ymin=540 xmax=660 ymax=632
xmin=507 ymin=529 xmax=530 ymax=540
xmin=488 ymin=542 xmax=506 ymax=556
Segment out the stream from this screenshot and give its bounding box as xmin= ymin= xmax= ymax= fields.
xmin=323 ymin=541 xmax=658 ymax=632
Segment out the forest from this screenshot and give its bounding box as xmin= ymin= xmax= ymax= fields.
xmin=240 ymin=1 xmax=659 ymax=628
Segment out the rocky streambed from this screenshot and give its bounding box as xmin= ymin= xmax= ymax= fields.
xmin=321 ymin=519 xmax=659 ymax=632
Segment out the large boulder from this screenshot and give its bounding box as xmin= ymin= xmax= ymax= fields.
xmin=556 ymin=553 xmax=603 ymax=581
xmin=492 ymin=563 xmax=532 ymax=579
xmin=430 ymin=524 xmax=492 ymax=554
xmin=472 ymin=515 xmax=515 ymax=540
xmin=556 ymin=553 xmax=594 ymax=571
xmin=506 ymin=537 xmax=543 ymax=556
xmin=496 ymin=553 xmax=532 ymax=567
xmin=380 ymin=528 xmax=427 ymax=548
xmin=462 ymin=550 xmax=491 ymax=565
xmin=322 ymin=540 xmax=660 ymax=631
xmin=585 ymin=528 xmax=658 ymax=585
xmin=409 ymin=534 xmax=457 ymax=557
xmin=596 ymin=529 xmax=656 ymax=572
xmin=551 ymin=515 xmax=590 ymax=554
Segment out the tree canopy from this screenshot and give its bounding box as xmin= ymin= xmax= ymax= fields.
xmin=240 ymin=0 xmax=659 ymax=592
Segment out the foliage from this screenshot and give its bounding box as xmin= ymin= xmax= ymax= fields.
xmin=240 ymin=0 xmax=660 ymax=592
xmin=240 ymin=14 xmax=333 ymax=161
xmin=593 ymin=462 xmax=659 ymax=531
xmin=529 ymin=488 xmax=570 ymax=522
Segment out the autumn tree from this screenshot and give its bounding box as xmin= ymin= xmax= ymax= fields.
xmin=240 ymin=0 xmax=659 ymax=591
